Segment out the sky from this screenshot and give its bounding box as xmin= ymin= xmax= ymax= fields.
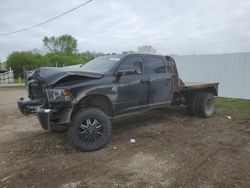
xmin=0 ymin=0 xmax=250 ymax=61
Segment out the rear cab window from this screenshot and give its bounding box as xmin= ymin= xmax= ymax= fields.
xmin=144 ymin=56 xmax=166 ymax=74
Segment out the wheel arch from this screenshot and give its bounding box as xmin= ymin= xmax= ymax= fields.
xmin=72 ymin=94 xmax=113 ymax=119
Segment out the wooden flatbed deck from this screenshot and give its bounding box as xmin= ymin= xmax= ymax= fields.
xmin=181 ymin=82 xmax=219 ymax=91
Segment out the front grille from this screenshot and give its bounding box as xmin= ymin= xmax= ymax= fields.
xmin=28 ymin=81 xmax=46 ymax=100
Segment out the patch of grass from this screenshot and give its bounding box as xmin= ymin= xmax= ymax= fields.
xmin=215 ymin=97 xmax=250 ymax=120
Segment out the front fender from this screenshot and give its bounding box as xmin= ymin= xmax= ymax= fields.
xmin=73 ymin=84 xmax=117 ymax=105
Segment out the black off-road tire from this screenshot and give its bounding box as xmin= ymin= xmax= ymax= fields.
xmin=186 ymin=94 xmax=199 ymax=116
xmin=195 ymin=93 xmax=214 ymax=118
xmin=68 ymin=108 xmax=111 ymax=151
xmin=37 ymin=113 xmax=68 ymax=132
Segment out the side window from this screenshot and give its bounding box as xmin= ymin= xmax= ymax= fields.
xmin=118 ymin=56 xmax=143 ymax=75
xmin=144 ymin=56 xmax=166 ymax=73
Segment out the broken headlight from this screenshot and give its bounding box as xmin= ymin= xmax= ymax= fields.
xmin=46 ymin=89 xmax=74 ymax=102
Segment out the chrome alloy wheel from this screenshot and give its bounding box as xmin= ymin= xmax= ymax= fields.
xmin=78 ymin=119 xmax=103 ymax=142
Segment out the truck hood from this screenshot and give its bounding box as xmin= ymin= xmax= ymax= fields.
xmin=28 ymin=65 xmax=104 ymax=86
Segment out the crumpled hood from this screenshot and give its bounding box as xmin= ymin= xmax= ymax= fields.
xmin=28 ymin=65 xmax=104 ymax=86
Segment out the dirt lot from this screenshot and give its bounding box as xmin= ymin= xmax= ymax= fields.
xmin=0 ymin=87 xmax=250 ymax=188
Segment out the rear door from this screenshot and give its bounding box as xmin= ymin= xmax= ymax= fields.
xmin=144 ymin=55 xmax=173 ymax=105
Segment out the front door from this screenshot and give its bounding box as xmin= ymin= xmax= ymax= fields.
xmin=115 ymin=55 xmax=148 ymax=113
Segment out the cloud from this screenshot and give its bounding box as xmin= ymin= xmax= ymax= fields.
xmin=0 ymin=0 xmax=250 ymax=61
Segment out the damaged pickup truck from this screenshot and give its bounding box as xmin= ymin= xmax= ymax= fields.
xmin=17 ymin=54 xmax=218 ymax=151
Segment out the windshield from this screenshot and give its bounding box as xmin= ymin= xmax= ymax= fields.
xmin=81 ymin=56 xmax=122 ymax=73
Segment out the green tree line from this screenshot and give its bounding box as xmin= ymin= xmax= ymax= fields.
xmin=5 ymin=34 xmax=156 ymax=78
xmin=6 ymin=35 xmax=101 ymax=78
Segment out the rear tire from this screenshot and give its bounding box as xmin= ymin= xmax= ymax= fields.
xmin=195 ymin=93 xmax=214 ymax=118
xmin=186 ymin=94 xmax=199 ymax=116
xmin=38 ymin=113 xmax=68 ymax=132
xmin=68 ymin=108 xmax=111 ymax=151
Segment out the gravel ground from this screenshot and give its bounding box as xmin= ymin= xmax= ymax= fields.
xmin=0 ymin=87 xmax=249 ymax=188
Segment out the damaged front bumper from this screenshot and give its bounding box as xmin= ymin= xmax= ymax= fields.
xmin=17 ymin=97 xmax=74 ymax=128
xmin=17 ymin=98 xmax=50 ymax=116
xmin=17 ymin=98 xmax=52 ymax=129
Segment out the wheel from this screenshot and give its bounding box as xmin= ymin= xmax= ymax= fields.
xmin=186 ymin=94 xmax=199 ymax=116
xmin=68 ymin=108 xmax=111 ymax=151
xmin=37 ymin=113 xmax=68 ymax=132
xmin=195 ymin=93 xmax=214 ymax=118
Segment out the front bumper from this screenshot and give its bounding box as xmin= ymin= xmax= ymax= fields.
xmin=17 ymin=98 xmax=52 ymax=129
xmin=17 ymin=98 xmax=73 ymax=127
xmin=17 ymin=98 xmax=50 ymax=116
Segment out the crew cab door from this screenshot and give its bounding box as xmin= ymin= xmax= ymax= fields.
xmin=144 ymin=55 xmax=173 ymax=105
xmin=115 ymin=55 xmax=148 ymax=113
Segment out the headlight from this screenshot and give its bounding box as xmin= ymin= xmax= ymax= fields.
xmin=46 ymin=89 xmax=74 ymax=102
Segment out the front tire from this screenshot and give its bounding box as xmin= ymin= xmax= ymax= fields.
xmin=68 ymin=108 xmax=111 ymax=151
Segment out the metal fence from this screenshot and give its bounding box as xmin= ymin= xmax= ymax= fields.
xmin=0 ymin=70 xmax=14 ymax=84
xmin=172 ymin=52 xmax=250 ymax=99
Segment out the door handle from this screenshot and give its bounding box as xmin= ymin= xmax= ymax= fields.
xmin=141 ymin=78 xmax=150 ymax=83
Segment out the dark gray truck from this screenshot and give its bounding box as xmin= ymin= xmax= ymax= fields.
xmin=17 ymin=54 xmax=218 ymax=151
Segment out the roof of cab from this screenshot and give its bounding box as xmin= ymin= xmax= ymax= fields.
xmin=105 ymin=53 xmax=164 ymax=59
